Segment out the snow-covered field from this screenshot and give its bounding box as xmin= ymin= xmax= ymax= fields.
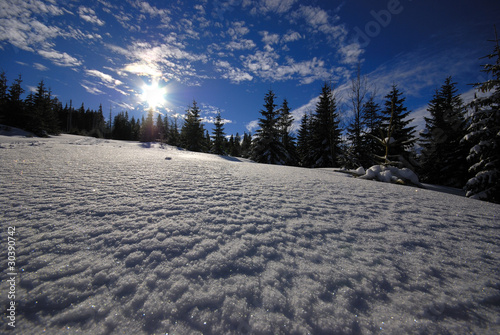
xmin=1 ymin=133 xmax=499 ymax=334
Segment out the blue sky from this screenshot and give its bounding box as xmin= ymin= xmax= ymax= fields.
xmin=1 ymin=0 xmax=499 ymax=136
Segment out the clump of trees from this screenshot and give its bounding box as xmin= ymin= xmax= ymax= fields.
xmin=0 ymin=74 xmax=106 ymax=137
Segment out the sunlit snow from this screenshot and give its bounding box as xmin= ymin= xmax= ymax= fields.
xmin=0 ymin=132 xmax=499 ymax=334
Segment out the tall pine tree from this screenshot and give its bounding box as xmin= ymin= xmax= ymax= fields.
xmin=297 ymin=112 xmax=314 ymax=167
xmin=0 ymin=71 xmax=8 ymax=125
xmin=463 ymin=31 xmax=500 ymax=203
xmin=379 ymin=84 xmax=416 ymax=168
xmin=277 ymin=98 xmax=297 ymax=165
xmin=140 ymin=109 xmax=155 ymax=142
xmin=251 ymin=89 xmax=287 ymax=165
xmin=180 ymin=100 xmax=205 ymax=152
xmin=240 ymin=132 xmax=252 ymax=158
xmin=7 ymin=75 xmax=25 ymax=130
xmin=211 ymin=110 xmax=226 ymax=155
xmin=310 ymin=83 xmax=341 ymax=168
xmin=420 ymin=77 xmax=468 ymax=187
xmin=361 ymin=96 xmax=382 ymax=168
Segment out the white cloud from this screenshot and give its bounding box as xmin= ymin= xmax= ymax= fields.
xmin=133 ymin=0 xmax=171 ymax=26
xmin=281 ymin=30 xmax=302 ymax=43
xmin=78 ymin=6 xmax=105 ymax=26
xmin=81 ymin=81 xmax=104 ymax=95
xmin=260 ymin=31 xmax=280 ymax=45
xmin=256 ymin=0 xmax=297 ymax=14
xmin=215 ymin=60 xmax=254 ymax=83
xmin=124 ymin=62 xmax=163 ymax=77
xmin=241 ymin=50 xmax=333 ymax=84
xmin=33 ymin=63 xmax=48 ymax=71
xmin=226 ymin=39 xmax=256 ymax=51
xmin=85 ymin=69 xmax=123 ymax=86
xmin=117 ymin=40 xmax=210 ymax=85
xmin=227 ymin=21 xmax=250 ymax=39
xmin=339 ymin=42 xmax=364 ymax=65
xmin=246 ymin=119 xmax=259 ymax=132
xmin=295 ymin=5 xmax=329 ymax=27
xmin=38 ymin=49 xmax=82 ymax=67
xmin=202 ymin=115 xmax=233 ymax=124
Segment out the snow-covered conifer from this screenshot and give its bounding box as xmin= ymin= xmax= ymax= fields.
xmin=463 ymin=31 xmax=500 ymax=203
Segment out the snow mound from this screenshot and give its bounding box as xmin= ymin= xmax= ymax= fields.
xmin=0 ymin=134 xmax=499 ymax=334
xmin=0 ymin=124 xmax=35 ymax=137
xmin=359 ymin=165 xmax=423 ymax=187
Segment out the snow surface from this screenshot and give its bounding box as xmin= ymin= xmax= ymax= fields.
xmin=1 ymin=134 xmax=499 ymax=334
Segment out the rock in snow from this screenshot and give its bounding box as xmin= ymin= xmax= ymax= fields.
xmin=0 ymin=134 xmax=499 ymax=334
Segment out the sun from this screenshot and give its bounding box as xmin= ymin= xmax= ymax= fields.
xmin=141 ymin=81 xmax=166 ymax=109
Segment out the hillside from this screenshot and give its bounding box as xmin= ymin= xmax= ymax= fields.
xmin=1 ymin=133 xmax=499 ymax=334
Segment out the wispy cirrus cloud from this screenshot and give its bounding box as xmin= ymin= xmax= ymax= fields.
xmin=33 ymin=63 xmax=48 ymax=71
xmin=38 ymin=49 xmax=82 ymax=67
xmin=0 ymin=0 xmax=88 ymax=68
xmin=85 ymin=69 xmax=123 ymax=86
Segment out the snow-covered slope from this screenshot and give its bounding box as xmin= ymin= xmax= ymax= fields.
xmin=1 ymin=134 xmax=499 ymax=334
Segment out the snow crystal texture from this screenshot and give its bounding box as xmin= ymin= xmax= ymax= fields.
xmin=1 ymin=134 xmax=499 ymax=334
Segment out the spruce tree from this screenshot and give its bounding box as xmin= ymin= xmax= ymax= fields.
xmin=112 ymin=112 xmax=132 ymax=140
xmin=130 ymin=117 xmax=138 ymax=140
xmin=463 ymin=31 xmax=500 ymax=203
xmin=155 ymin=114 xmax=165 ymax=142
xmin=297 ymin=112 xmax=313 ymax=167
xmin=140 ymin=109 xmax=155 ymax=142
xmin=163 ymin=115 xmax=170 ymax=144
xmin=361 ymin=96 xmax=382 ymax=167
xmin=379 ymin=84 xmax=416 ymax=168
xmin=251 ymin=89 xmax=287 ymax=165
xmin=7 ymin=75 xmax=25 ymax=130
xmin=211 ymin=110 xmax=226 ymax=155
xmin=169 ymin=116 xmax=180 ymax=147
xmin=180 ymin=100 xmax=205 ymax=152
xmin=240 ymin=132 xmax=252 ymax=158
xmin=420 ymin=77 xmax=468 ymax=186
xmin=277 ymin=98 xmax=297 ymax=165
xmin=32 ymin=79 xmax=58 ymax=135
xmin=0 ymin=71 xmax=7 ymax=125
xmin=231 ymin=133 xmax=242 ymax=157
xmin=132 ymin=117 xmax=141 ymax=141
xmin=310 ymin=83 xmax=341 ymax=167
